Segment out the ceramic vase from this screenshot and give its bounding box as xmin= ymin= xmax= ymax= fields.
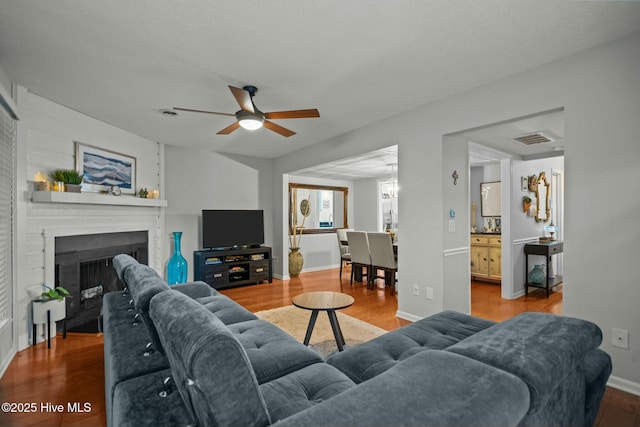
xmin=528 ymin=264 xmax=546 ymax=284
xmin=289 ymin=247 xmax=303 ymax=277
xmin=167 ymin=231 xmax=188 ymax=284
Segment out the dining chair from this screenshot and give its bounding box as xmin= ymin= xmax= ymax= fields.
xmin=368 ymin=232 xmax=398 ymax=295
xmin=346 ymin=231 xmax=371 ymax=287
xmin=336 ymin=228 xmax=353 ymax=278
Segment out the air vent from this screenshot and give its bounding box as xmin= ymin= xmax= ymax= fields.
xmin=514 ymin=132 xmax=554 ymax=145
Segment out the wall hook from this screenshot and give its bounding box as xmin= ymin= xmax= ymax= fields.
xmin=452 ymin=170 xmax=459 ymax=185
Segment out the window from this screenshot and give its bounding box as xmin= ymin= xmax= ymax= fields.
xmin=0 ymin=101 xmax=15 ymax=327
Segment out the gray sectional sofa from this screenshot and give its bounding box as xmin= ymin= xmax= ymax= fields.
xmin=104 ymin=254 xmax=611 ymax=427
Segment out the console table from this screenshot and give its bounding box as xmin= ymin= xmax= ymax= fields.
xmin=194 ymin=246 xmax=272 ymax=289
xmin=524 ymin=241 xmax=563 ymax=298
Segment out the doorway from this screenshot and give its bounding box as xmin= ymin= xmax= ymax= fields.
xmin=464 ymin=109 xmax=565 ymax=304
xmin=441 ymin=109 xmax=565 ymax=314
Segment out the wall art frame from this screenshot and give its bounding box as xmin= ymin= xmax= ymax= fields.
xmin=75 ymin=142 xmax=136 ymax=194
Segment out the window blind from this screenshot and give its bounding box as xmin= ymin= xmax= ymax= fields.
xmin=0 ymin=102 xmax=15 ymax=326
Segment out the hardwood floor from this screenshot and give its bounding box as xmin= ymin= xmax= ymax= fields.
xmin=0 ymin=267 xmax=637 ymax=427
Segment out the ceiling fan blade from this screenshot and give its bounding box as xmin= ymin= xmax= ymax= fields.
xmin=217 ymin=122 xmax=241 ymax=135
xmin=264 ymin=109 xmax=320 ymax=120
xmin=263 ymin=120 xmax=296 ymax=137
xmin=173 ymin=107 xmax=235 ymax=117
xmin=228 ymin=86 xmax=255 ymax=113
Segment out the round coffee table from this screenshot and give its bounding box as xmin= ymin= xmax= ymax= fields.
xmin=292 ymin=291 xmax=355 ymax=352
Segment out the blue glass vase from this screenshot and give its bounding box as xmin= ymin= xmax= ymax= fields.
xmin=167 ymin=231 xmax=187 ymax=285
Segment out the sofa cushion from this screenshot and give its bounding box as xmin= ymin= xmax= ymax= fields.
xmin=102 ymin=292 xmax=169 ymax=427
xmin=326 ymin=310 xmax=495 ymax=382
xmin=196 ymin=293 xmax=259 ymax=325
xmin=260 ymin=362 xmax=355 ymax=423
xmin=447 ymin=312 xmax=604 ymax=415
xmin=226 ymin=319 xmax=323 ymax=384
xmin=123 ymin=263 xmax=170 ymax=353
xmin=112 ymin=368 xmax=194 ymax=427
xmin=150 ymin=290 xmax=272 ymax=427
xmin=272 ymin=350 xmax=530 ymax=427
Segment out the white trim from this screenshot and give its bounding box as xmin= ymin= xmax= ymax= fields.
xmin=443 ymin=247 xmax=469 ymax=257
xmin=513 ymin=237 xmax=539 ymax=245
xmin=0 ymin=347 xmax=16 ymax=379
xmin=608 ymin=375 xmax=640 ymax=397
xmin=31 ymin=191 xmax=167 ymax=207
xmin=396 ymin=310 xmax=421 ymax=322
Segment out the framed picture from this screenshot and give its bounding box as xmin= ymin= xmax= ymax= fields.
xmin=75 ymin=142 xmax=136 ymax=194
xmin=480 ymin=181 xmax=502 ymax=217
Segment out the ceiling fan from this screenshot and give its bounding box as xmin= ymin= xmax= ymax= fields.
xmin=174 ymin=85 xmax=320 ymax=137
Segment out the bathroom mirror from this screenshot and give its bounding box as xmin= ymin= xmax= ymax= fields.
xmin=480 ymin=181 xmax=502 ymax=217
xmin=289 ymin=183 xmax=348 ymax=234
xmin=536 ymin=172 xmax=550 ymax=222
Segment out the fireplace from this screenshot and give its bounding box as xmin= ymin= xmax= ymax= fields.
xmin=55 ymin=231 xmax=148 ymax=332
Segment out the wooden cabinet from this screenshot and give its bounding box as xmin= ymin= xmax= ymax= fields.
xmin=470 ymin=234 xmax=501 ymax=282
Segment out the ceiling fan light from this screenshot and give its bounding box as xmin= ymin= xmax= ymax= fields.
xmin=237 ymin=111 xmax=264 ymax=130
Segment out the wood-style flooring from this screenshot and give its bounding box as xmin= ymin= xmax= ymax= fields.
xmin=0 ymin=268 xmax=637 ymax=427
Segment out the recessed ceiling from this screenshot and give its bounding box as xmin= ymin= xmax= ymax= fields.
xmin=0 ymin=2 xmax=638 ymax=158
xmin=291 ymin=146 xmax=398 ymax=181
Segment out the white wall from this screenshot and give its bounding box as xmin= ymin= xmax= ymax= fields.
xmin=164 ymin=147 xmax=273 ymax=281
xmin=14 ymin=89 xmax=164 ymax=350
xmin=273 ymin=33 xmax=640 ymax=390
xmin=353 ymin=178 xmax=378 ymax=231
xmin=442 ymin=134 xmax=471 ymax=313
xmin=510 ymin=156 xmax=564 ymax=296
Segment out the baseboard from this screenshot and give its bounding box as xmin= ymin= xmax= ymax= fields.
xmin=0 ymin=348 xmax=16 ymax=380
xmin=607 ymin=375 xmax=640 ymax=396
xmin=273 ymin=264 xmax=339 ymax=281
xmin=396 ymin=310 xmax=421 ymax=322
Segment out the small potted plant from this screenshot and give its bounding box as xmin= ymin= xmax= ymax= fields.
xmin=50 ymin=169 xmax=83 ymax=193
xmin=522 ymin=196 xmax=532 ymax=213
xmin=40 ymin=285 xmax=70 ymax=301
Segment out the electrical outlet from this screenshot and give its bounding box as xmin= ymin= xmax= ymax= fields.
xmin=612 ymin=328 xmax=629 ymax=349
xmin=412 ymin=285 xmax=420 ymax=296
xmin=273 ymin=256 xmax=278 ymax=263
xmin=448 ymin=220 xmax=455 ymax=233
xmin=425 ymin=286 xmax=434 ymax=300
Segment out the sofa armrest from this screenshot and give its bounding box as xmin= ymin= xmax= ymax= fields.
xmin=272 ymin=350 xmax=530 ymax=427
xmin=172 ymin=281 xmax=217 ymax=299
xmin=447 ymin=312 xmax=605 ymax=415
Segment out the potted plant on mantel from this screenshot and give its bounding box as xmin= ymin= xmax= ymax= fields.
xmin=289 ymin=192 xmax=311 ymax=278
xmin=50 ymin=169 xmax=83 ymax=193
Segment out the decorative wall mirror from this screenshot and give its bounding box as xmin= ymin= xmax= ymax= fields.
xmin=289 ymin=183 xmax=348 ymax=234
xmin=535 ymin=172 xmax=550 ymax=222
xmin=480 ymin=181 xmax=502 ymax=217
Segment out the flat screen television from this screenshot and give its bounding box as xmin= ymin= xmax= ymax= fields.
xmin=202 ymin=209 xmax=264 ymax=249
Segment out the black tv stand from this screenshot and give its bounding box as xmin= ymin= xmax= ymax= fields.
xmin=194 ymin=246 xmax=272 ymax=290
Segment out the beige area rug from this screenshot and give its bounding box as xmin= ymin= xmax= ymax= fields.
xmin=255 ymin=305 xmax=387 ymax=358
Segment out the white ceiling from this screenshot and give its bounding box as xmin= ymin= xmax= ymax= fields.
xmin=1 ymin=1 xmax=639 ymax=159
xmin=292 ymin=109 xmax=565 ymax=180
xmin=291 ymin=145 xmax=398 ymax=181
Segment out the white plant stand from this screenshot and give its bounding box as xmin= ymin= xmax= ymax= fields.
xmin=32 ymin=298 xmax=67 ymax=348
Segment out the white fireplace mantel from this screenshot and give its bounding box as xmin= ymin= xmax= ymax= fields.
xmin=31 ymin=191 xmax=167 ymax=207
